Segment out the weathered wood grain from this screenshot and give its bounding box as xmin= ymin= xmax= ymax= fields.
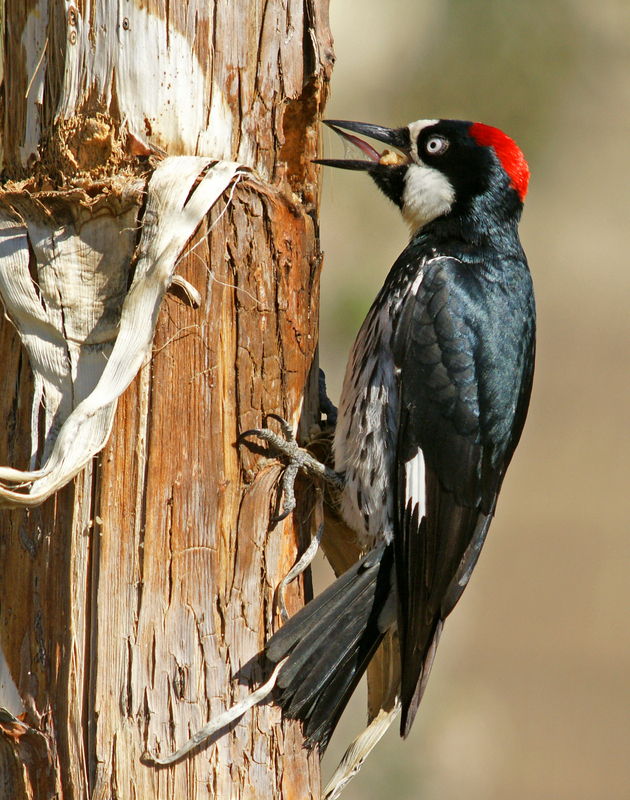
xmin=0 ymin=0 xmax=333 ymax=797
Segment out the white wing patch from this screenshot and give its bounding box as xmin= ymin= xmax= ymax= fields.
xmin=410 ymin=270 xmax=424 ymax=297
xmin=404 ymin=448 xmax=426 ymax=520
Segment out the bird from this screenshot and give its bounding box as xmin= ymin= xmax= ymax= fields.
xmin=262 ymin=117 xmax=536 ymax=759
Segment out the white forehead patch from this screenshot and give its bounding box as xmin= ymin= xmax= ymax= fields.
xmin=402 ymin=163 xmax=455 ymax=234
xmin=407 ymin=119 xmax=439 ymax=161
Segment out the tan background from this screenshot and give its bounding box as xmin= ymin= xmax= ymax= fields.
xmin=315 ymin=1 xmax=630 ymax=797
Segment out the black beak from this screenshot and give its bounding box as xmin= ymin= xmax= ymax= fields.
xmin=314 ymin=120 xmax=410 ymax=171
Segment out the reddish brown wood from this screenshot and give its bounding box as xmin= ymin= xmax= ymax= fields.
xmin=0 ymin=1 xmax=333 ymax=797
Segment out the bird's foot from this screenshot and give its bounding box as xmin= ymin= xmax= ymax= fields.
xmin=238 ymin=413 xmax=343 ymax=522
xmin=239 ymin=413 xmax=343 ymax=621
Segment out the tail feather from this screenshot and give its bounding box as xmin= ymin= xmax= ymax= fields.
xmin=266 ymin=543 xmax=393 ymax=752
xmin=301 ymin=636 xmax=383 ymax=748
xmin=283 ymin=577 xmax=384 ymax=706
xmin=266 ymin=544 xmax=386 ymax=662
xmin=273 ymin=573 xmax=380 ymax=695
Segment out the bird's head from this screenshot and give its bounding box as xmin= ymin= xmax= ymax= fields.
xmin=316 ymin=118 xmax=529 ymax=235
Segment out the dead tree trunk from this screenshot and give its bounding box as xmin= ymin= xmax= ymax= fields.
xmin=0 ymin=2 xmax=333 ymax=798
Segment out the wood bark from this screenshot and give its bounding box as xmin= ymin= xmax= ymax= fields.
xmin=0 ymin=1 xmax=333 ymax=797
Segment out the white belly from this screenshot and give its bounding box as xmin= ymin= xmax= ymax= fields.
xmin=332 ymin=303 xmax=399 ymax=550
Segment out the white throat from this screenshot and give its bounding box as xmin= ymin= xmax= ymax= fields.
xmin=401 ymin=163 xmax=455 ymax=234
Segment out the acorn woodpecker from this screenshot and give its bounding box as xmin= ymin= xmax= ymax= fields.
xmin=264 ymin=118 xmax=536 ymax=753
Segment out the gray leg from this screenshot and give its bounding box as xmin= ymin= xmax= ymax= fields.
xmin=238 ymin=413 xmax=343 ymax=521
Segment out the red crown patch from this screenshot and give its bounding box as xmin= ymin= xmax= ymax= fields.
xmin=469 ymin=123 xmax=530 ymax=201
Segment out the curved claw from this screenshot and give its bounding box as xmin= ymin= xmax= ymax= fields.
xmin=237 ymin=427 xmax=266 ymax=445
xmin=270 ymin=506 xmax=292 ymax=523
xmin=265 ymin=413 xmax=295 ymax=441
xmin=238 ymin=414 xmax=294 ymax=448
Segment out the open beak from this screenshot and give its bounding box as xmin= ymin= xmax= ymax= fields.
xmin=314 ymin=120 xmax=410 ymax=171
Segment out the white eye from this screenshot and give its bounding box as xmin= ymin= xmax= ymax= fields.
xmin=425 ymin=136 xmax=449 ymax=156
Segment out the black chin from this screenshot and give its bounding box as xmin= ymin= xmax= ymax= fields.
xmin=368 ymin=164 xmax=408 ymax=210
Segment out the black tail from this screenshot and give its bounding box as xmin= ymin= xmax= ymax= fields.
xmin=266 ymin=543 xmax=394 ymax=752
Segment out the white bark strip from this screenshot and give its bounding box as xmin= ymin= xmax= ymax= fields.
xmin=0 ymin=158 xmax=244 ymax=507
xmin=0 ymin=643 xmax=24 ymax=717
xmin=58 ymin=3 xmax=231 ymax=159
xmin=21 ymin=0 xmax=49 ymax=163
xmin=142 ymin=657 xmax=289 ymax=767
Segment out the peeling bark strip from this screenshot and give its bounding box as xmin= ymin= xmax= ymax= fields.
xmin=0 ymin=159 xmax=243 ymax=506
xmin=0 ymin=185 xmax=324 ymax=796
xmin=0 ymin=0 xmax=333 ymax=798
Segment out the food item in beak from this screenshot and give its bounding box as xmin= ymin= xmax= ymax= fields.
xmin=379 ymin=149 xmax=407 ymax=166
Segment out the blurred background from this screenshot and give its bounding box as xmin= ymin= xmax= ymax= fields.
xmin=314 ymin=1 xmax=630 ymax=798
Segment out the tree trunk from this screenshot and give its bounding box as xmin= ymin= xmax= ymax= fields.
xmin=0 ymin=2 xmax=333 ymax=798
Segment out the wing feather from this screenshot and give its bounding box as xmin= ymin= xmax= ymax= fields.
xmin=392 ymin=256 xmax=534 ymax=735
